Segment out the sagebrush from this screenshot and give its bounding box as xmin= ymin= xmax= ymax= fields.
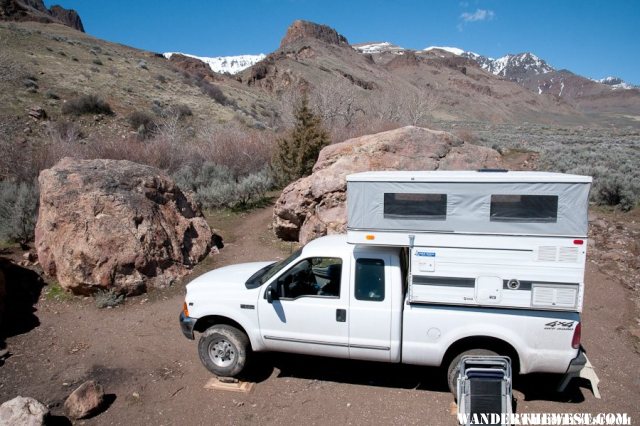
xmin=0 ymin=181 xmax=39 ymax=248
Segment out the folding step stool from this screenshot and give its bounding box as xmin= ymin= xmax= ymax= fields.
xmin=457 ymin=356 xmax=512 ymax=426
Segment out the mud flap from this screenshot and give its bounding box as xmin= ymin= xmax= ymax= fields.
xmin=557 ymin=350 xmax=601 ymax=399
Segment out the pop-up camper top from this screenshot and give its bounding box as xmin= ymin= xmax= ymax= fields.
xmin=346 ymin=171 xmax=592 ymax=312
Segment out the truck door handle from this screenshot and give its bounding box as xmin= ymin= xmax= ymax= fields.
xmin=336 ymin=309 xmax=346 ymax=322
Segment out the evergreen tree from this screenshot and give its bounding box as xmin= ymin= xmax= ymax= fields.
xmin=272 ymin=95 xmax=330 ymax=187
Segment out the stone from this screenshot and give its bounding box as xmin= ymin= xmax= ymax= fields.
xmin=0 ymin=396 xmax=49 ymax=426
xmin=64 ymin=380 xmax=105 ymax=419
xmin=35 ymin=158 xmax=220 ymax=295
xmin=27 ymin=106 xmax=47 ymax=120
xmin=273 ymin=126 xmax=503 ymax=244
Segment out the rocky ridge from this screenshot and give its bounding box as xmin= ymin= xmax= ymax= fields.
xmin=0 ymin=0 xmax=84 ymax=31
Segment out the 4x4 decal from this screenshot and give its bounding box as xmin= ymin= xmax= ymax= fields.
xmin=544 ymin=321 xmax=575 ymax=330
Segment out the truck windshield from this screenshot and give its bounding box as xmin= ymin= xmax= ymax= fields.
xmin=245 ymin=248 xmax=303 ymax=289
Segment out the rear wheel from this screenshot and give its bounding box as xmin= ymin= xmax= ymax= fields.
xmin=198 ymin=324 xmax=250 ymax=377
xmin=447 ymin=348 xmax=498 ymax=396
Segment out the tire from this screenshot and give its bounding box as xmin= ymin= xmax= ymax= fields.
xmin=447 ymin=348 xmax=498 ymax=396
xmin=198 ymin=324 xmax=250 ymax=377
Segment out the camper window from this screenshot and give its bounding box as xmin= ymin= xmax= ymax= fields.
xmin=383 ymin=193 xmax=447 ymax=220
xmin=490 ymin=194 xmax=558 ymax=223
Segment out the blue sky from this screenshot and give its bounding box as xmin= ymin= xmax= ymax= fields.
xmin=45 ymin=0 xmax=640 ymax=84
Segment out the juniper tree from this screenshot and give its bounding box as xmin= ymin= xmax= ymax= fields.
xmin=272 ymin=95 xmax=330 ymax=187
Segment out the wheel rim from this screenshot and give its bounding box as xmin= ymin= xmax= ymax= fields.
xmin=208 ymin=339 xmax=236 ymax=368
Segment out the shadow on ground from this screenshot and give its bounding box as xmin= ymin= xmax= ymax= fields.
xmin=0 ymin=257 xmax=46 ymax=342
xmin=244 ymin=352 xmax=591 ymax=404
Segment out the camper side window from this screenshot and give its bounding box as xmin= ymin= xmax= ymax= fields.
xmin=490 ymin=195 xmax=558 ymax=222
xmin=383 ymin=193 xmax=447 ymax=220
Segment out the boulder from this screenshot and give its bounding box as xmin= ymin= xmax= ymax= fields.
xmin=0 ymin=396 xmax=49 ymax=426
xmin=64 ymin=380 xmax=105 ymax=419
xmin=274 ymin=126 xmax=503 ymax=244
xmin=35 ymin=158 xmax=218 ymax=295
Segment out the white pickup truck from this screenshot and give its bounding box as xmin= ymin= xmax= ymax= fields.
xmin=179 ymin=171 xmax=590 ymax=393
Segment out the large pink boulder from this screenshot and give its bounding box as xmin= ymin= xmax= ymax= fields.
xmin=274 ymin=126 xmax=503 ymax=244
xmin=36 ymin=158 xmax=217 ymax=295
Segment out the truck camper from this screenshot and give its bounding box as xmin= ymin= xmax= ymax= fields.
xmin=180 ymin=170 xmax=594 ymax=395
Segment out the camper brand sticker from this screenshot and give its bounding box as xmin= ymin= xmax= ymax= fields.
xmin=544 ymin=321 xmax=575 ymax=331
xmin=415 ymin=251 xmax=436 ymax=257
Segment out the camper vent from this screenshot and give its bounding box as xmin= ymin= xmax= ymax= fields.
xmin=537 ymin=246 xmax=557 ymax=262
xmin=532 ymin=285 xmax=577 ymax=309
xmin=558 ymin=247 xmax=579 ymax=263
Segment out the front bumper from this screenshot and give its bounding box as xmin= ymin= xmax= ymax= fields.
xmin=179 ymin=311 xmax=197 ymax=340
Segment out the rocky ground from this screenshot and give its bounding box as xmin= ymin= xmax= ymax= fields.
xmin=0 ymin=203 xmax=639 ymax=425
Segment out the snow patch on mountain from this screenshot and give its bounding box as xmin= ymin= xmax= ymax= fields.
xmin=352 ymin=42 xmax=405 ymax=54
xmin=163 ymin=52 xmax=266 ymax=74
xmin=594 ymin=76 xmax=635 ymax=90
xmin=423 ymin=46 xmax=466 ymax=56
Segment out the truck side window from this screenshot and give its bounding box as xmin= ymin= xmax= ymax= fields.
xmin=276 ymin=257 xmax=342 ymax=299
xmin=355 ymin=258 xmax=385 ymax=301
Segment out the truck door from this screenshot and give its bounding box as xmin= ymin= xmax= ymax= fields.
xmin=349 ymin=253 xmax=393 ymax=362
xmin=257 ymin=256 xmax=349 ymax=358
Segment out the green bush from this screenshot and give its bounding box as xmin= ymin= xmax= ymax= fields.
xmin=62 ymin=94 xmax=113 ymax=116
xmin=0 ymin=181 xmax=39 ymax=248
xmin=271 ymin=95 xmax=329 ymax=187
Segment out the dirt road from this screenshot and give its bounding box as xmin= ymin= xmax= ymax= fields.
xmin=1 ymin=206 xmax=639 ymax=425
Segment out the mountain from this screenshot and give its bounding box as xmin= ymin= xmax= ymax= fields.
xmin=0 ymin=0 xmax=84 ymax=31
xmin=163 ymin=52 xmax=266 ymax=75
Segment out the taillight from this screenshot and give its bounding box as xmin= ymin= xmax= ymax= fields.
xmin=571 ymin=322 xmax=581 ymax=349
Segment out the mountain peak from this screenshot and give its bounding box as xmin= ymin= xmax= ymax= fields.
xmin=280 ymin=20 xmax=349 ymax=48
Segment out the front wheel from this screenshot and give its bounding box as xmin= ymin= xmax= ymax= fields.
xmin=447 ymin=348 xmax=498 ymax=396
xmin=198 ymin=324 xmax=250 ymax=377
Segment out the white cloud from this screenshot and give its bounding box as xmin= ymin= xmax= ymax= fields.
xmin=460 ymin=9 xmax=495 ymax=23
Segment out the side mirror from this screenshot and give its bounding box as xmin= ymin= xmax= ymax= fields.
xmin=266 ymin=286 xmax=278 ymax=303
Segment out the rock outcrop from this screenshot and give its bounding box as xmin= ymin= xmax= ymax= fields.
xmin=35 ymin=158 xmax=218 ymax=295
xmin=168 ymin=54 xmax=223 ymax=82
xmin=64 ymin=380 xmax=105 ymax=419
xmin=280 ymin=20 xmax=349 ymax=48
xmin=0 ymin=396 xmax=49 ymax=426
xmin=273 ymin=126 xmax=503 ymax=244
xmin=0 ymin=0 xmax=84 ymax=32
xmin=48 ymin=5 xmax=84 ymax=32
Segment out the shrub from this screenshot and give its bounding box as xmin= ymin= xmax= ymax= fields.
xmin=0 ymin=181 xmax=39 ymax=248
xmin=62 ymin=94 xmax=113 ymax=116
xmin=94 ymin=289 xmax=125 ymax=308
xmin=197 ymin=79 xmax=229 ymax=105
xmin=45 ymin=90 xmax=60 ymax=100
xmin=173 ymin=163 xmax=272 ymax=210
xmin=92 ymin=58 xmax=103 ymax=66
xmin=128 ymin=110 xmax=156 ymax=137
xmin=592 ymin=175 xmax=636 ymax=211
xmin=271 ymin=95 xmax=330 ymax=187
xmin=137 ymin=60 xmax=148 ymax=70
